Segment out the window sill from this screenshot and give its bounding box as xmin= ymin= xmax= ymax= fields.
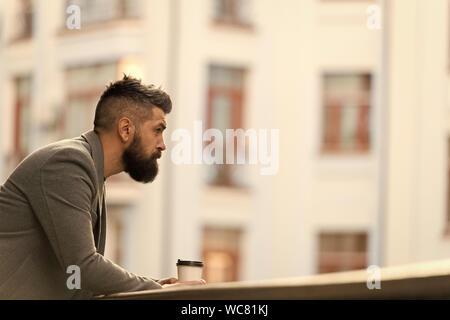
xmin=211 ymin=19 xmax=254 ymax=32
xmin=320 ymin=148 xmax=371 ymax=157
xmin=207 ymin=182 xmax=249 ymax=192
xmin=205 ymin=178 xmax=252 ymax=194
xmin=8 ymin=35 xmax=33 ymax=46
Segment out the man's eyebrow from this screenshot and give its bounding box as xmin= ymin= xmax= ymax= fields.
xmin=158 ymin=122 xmax=167 ymax=130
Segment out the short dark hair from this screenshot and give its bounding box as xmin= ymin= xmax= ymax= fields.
xmin=93 ymin=75 xmax=172 ymax=133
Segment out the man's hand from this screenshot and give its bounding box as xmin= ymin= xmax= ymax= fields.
xmin=157 ymin=277 xmax=178 ymax=286
xmin=161 ymin=279 xmax=206 ymax=289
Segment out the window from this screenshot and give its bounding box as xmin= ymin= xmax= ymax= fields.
xmin=13 ymin=76 xmax=32 ymax=164
xmin=205 ymin=65 xmax=246 ymax=187
xmin=317 ymin=232 xmax=368 ymax=274
xmin=322 ymin=73 xmax=372 ymax=153
xmin=202 ymin=227 xmax=242 ymax=283
xmin=14 ymin=0 xmax=33 ymax=40
xmin=66 ymin=0 xmax=141 ymax=26
xmin=65 ymin=63 xmax=117 ymax=138
xmin=213 ymin=0 xmax=251 ymax=26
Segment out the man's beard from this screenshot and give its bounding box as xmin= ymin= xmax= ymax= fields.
xmin=122 ymin=134 xmax=161 ymax=183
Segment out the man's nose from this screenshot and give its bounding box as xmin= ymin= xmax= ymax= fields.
xmin=157 ymin=139 xmax=166 ymax=151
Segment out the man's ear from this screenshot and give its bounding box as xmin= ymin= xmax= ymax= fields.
xmin=118 ymin=117 xmax=135 ymax=144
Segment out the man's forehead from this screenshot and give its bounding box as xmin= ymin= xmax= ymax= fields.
xmin=153 ymin=107 xmax=166 ymax=119
xmin=146 ymin=109 xmax=167 ymax=126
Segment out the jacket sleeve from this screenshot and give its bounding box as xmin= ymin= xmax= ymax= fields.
xmin=35 ymin=148 xmax=162 ymax=295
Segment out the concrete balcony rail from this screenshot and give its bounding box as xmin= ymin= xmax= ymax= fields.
xmin=97 ymin=259 xmax=450 ymax=300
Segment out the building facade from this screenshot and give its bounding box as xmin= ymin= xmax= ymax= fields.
xmin=0 ymin=0 xmax=449 ymax=284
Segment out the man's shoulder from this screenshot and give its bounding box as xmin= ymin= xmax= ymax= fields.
xmin=2 ymin=135 xmax=97 ymax=194
xmin=12 ymin=136 xmax=95 ymax=181
xmin=31 ymin=136 xmax=93 ymax=167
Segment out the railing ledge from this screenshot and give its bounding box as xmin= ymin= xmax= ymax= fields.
xmin=96 ymin=259 xmax=450 ymax=300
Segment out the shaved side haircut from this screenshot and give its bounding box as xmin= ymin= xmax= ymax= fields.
xmin=94 ymin=75 xmax=172 ymax=133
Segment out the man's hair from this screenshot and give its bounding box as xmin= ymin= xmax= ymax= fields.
xmin=93 ymin=75 xmax=172 ymax=133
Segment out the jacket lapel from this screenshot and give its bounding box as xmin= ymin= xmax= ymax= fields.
xmin=98 ymin=185 xmax=107 ymax=254
xmin=81 ymin=130 xmax=106 ymax=253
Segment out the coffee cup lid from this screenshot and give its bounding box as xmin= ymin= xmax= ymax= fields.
xmin=176 ymin=259 xmax=203 ymax=267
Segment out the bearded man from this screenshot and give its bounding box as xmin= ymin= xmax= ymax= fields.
xmin=0 ymin=75 xmax=204 ymax=299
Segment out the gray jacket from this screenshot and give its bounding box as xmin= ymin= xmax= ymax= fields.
xmin=0 ymin=130 xmax=161 ymax=299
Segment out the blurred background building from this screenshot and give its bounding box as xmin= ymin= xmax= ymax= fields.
xmin=0 ymin=0 xmax=448 ymax=284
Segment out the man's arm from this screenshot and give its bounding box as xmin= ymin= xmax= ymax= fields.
xmin=34 ymin=148 xmax=161 ymax=296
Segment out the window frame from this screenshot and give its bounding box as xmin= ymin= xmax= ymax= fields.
xmin=320 ymin=72 xmax=373 ymax=155
xmin=11 ymin=0 xmax=34 ymax=42
xmin=212 ymin=0 xmax=252 ymax=28
xmin=317 ymin=231 xmax=368 ymax=274
xmin=205 ymin=66 xmax=246 ymax=188
xmin=201 ymin=226 xmax=242 ymax=283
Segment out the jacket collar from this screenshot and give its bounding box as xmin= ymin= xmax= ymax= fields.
xmin=81 ymin=130 xmax=105 ymax=191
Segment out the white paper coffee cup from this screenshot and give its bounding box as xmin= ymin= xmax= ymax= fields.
xmin=176 ymin=259 xmax=204 ymax=282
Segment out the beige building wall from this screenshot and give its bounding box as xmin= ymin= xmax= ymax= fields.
xmin=384 ymin=0 xmax=450 ymax=266
xmin=1 ymin=0 xmax=450 ymax=284
xmin=242 ymin=0 xmax=382 ymax=279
